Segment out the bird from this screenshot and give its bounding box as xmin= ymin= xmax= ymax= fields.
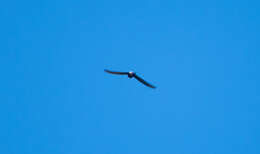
xmin=104 ymin=69 xmax=156 ymax=88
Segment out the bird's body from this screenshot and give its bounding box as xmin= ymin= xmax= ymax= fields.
xmin=104 ymin=69 xmax=156 ymax=88
xmin=128 ymin=71 xmax=135 ymax=78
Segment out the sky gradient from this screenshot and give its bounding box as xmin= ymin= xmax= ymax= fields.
xmin=0 ymin=0 xmax=259 ymax=154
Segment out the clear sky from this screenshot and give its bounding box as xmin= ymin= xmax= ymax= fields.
xmin=0 ymin=0 xmax=259 ymax=154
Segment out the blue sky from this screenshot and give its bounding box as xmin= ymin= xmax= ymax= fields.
xmin=0 ymin=0 xmax=259 ymax=154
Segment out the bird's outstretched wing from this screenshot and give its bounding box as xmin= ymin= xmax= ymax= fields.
xmin=133 ymin=74 xmax=156 ymax=88
xmin=104 ymin=69 xmax=129 ymax=75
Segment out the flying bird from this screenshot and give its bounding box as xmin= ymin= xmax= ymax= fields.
xmin=104 ymin=69 xmax=156 ymax=88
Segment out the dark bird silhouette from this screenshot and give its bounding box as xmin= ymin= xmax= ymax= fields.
xmin=104 ymin=69 xmax=156 ymax=88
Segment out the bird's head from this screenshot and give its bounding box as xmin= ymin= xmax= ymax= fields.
xmin=128 ymin=71 xmax=135 ymax=78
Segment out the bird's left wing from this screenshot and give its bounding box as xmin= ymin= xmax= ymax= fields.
xmin=104 ymin=69 xmax=129 ymax=75
xmin=133 ymin=74 xmax=156 ymax=88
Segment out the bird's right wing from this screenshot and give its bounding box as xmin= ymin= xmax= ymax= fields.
xmin=133 ymin=74 xmax=156 ymax=88
xmin=104 ymin=69 xmax=129 ymax=75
